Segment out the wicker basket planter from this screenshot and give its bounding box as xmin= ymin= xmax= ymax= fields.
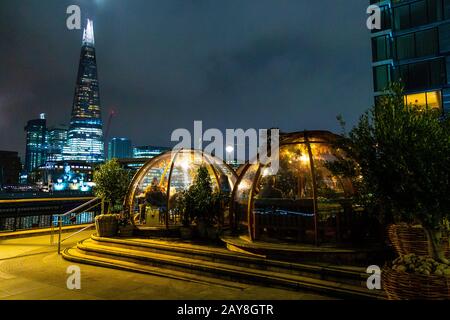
xmin=95 ymin=214 xmax=118 ymax=237
xmin=383 ymin=266 xmax=450 ymax=300
xmin=388 ymin=224 xmax=450 ymax=257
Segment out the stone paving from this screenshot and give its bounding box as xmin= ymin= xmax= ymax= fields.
xmin=0 ymin=231 xmax=334 ymax=300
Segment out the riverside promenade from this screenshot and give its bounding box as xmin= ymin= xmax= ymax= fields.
xmin=0 ymin=231 xmax=332 ymax=300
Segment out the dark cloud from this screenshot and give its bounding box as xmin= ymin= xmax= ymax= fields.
xmin=0 ymin=0 xmax=373 ymax=158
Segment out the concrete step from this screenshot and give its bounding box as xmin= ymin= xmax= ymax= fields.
xmin=64 ymin=238 xmax=385 ymax=300
xmin=88 ymin=235 xmax=369 ymax=287
xmin=222 ymin=235 xmax=386 ymax=266
xmin=133 ymin=226 xmax=181 ymax=238
xmin=63 ymin=246 xmax=250 ymax=291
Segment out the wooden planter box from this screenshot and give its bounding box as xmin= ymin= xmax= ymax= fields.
xmin=383 ymin=266 xmax=450 ymax=300
xmin=95 ymin=215 xmax=118 ymax=237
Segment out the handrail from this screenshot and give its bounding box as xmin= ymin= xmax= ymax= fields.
xmin=51 ymin=197 xmax=103 ymax=254
xmin=60 ymin=224 xmax=95 ymax=244
xmin=59 ymin=197 xmax=101 ymax=217
xmin=0 ymin=196 xmax=94 ymax=204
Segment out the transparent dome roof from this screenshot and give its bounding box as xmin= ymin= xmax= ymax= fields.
xmin=231 ymin=131 xmax=354 ymax=244
xmin=125 ymin=149 xmax=237 ymax=228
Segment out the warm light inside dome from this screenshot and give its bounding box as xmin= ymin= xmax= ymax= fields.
xmin=125 ymin=149 xmax=237 ymax=229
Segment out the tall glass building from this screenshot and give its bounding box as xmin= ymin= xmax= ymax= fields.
xmin=24 ymin=115 xmax=46 ymax=173
xmin=133 ymin=146 xmax=170 ymax=159
xmin=371 ymin=0 xmax=450 ymax=113
xmin=46 ymin=126 xmax=68 ymax=162
xmin=108 ymin=138 xmax=132 ymax=159
xmin=63 ymin=19 xmax=104 ymax=162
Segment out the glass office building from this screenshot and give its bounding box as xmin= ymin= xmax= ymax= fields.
xmin=63 ymin=19 xmax=104 ymax=162
xmin=46 ymin=126 xmax=68 ymax=162
xmin=133 ymin=146 xmax=170 ymax=159
xmin=108 ymin=138 xmax=132 ymax=159
xmin=24 ymin=116 xmax=46 ymax=173
xmin=371 ymin=0 xmax=450 ymax=113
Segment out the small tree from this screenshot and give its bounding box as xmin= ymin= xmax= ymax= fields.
xmin=331 ymin=83 xmax=450 ymax=263
xmin=93 ymin=159 xmax=131 ymax=214
xmin=188 ymin=166 xmax=215 ymax=225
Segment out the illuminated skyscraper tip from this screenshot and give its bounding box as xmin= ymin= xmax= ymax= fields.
xmin=63 ymin=19 xmax=104 ymax=163
xmin=82 ymin=19 xmax=95 ymax=46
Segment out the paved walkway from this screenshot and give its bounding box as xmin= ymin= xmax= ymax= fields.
xmin=0 ymin=232 xmax=334 ymax=300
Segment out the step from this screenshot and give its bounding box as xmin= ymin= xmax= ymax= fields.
xmin=133 ymin=226 xmax=181 ymax=238
xmin=66 ymin=238 xmax=385 ymax=300
xmin=63 ymin=247 xmax=249 ymax=291
xmin=222 ymin=236 xmax=385 ymax=266
xmin=89 ymin=235 xmax=369 ymax=287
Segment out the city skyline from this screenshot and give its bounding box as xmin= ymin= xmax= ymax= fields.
xmin=0 ymin=0 xmax=373 ymax=158
xmin=2 ymin=1 xmax=450 ymax=305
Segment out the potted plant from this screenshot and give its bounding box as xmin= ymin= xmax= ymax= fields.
xmin=188 ymin=166 xmax=213 ymax=238
xmin=172 ymin=190 xmax=194 ymax=239
xmin=95 ymin=214 xmax=119 ymax=237
xmin=183 ymin=166 xmax=226 ymax=240
xmin=383 ymin=254 xmax=450 ymax=300
xmin=93 ymin=159 xmax=132 ymax=237
xmin=329 ymin=83 xmax=450 ymax=299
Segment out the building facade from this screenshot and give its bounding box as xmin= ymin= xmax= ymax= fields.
xmin=37 ymin=161 xmax=94 ymax=192
xmin=0 ymin=151 xmax=21 ymax=187
xmin=108 ymin=138 xmax=132 ymax=159
xmin=24 ymin=115 xmax=46 ymax=173
xmin=63 ymin=19 xmax=104 ymax=162
xmin=371 ymin=0 xmax=450 ymax=113
xmin=46 ymin=126 xmax=68 ymax=162
xmin=133 ymin=146 xmax=170 ymax=159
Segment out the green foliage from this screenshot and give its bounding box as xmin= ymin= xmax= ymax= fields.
xmin=175 ymin=166 xmax=228 ymax=227
xmin=93 ymin=159 xmax=131 ymax=213
xmin=392 ymin=254 xmax=450 ymax=277
xmin=189 ymin=166 xmax=214 ymax=224
xmin=330 ymin=83 xmax=450 ymax=262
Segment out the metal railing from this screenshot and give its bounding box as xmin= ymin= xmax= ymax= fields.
xmin=51 ymin=197 xmax=104 ymax=254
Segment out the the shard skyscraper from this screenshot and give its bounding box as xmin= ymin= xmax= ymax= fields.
xmin=63 ymin=19 xmax=104 ymax=163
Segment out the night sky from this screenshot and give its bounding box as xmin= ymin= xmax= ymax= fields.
xmin=0 ymin=0 xmax=374 ymax=159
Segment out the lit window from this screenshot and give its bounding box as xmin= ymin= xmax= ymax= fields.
xmin=405 ymin=92 xmax=427 ymax=108
xmin=426 ymin=91 xmax=442 ymax=110
xmin=404 ymin=90 xmax=442 ymax=111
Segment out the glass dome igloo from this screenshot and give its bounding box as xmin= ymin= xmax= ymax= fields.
xmin=124 ymin=149 xmax=237 ymax=228
xmin=231 ymin=131 xmax=355 ymax=245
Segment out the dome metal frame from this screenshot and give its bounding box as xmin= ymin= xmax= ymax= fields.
xmin=230 ymin=130 xmax=353 ymax=246
xmin=123 ymin=149 xmax=238 ymax=229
